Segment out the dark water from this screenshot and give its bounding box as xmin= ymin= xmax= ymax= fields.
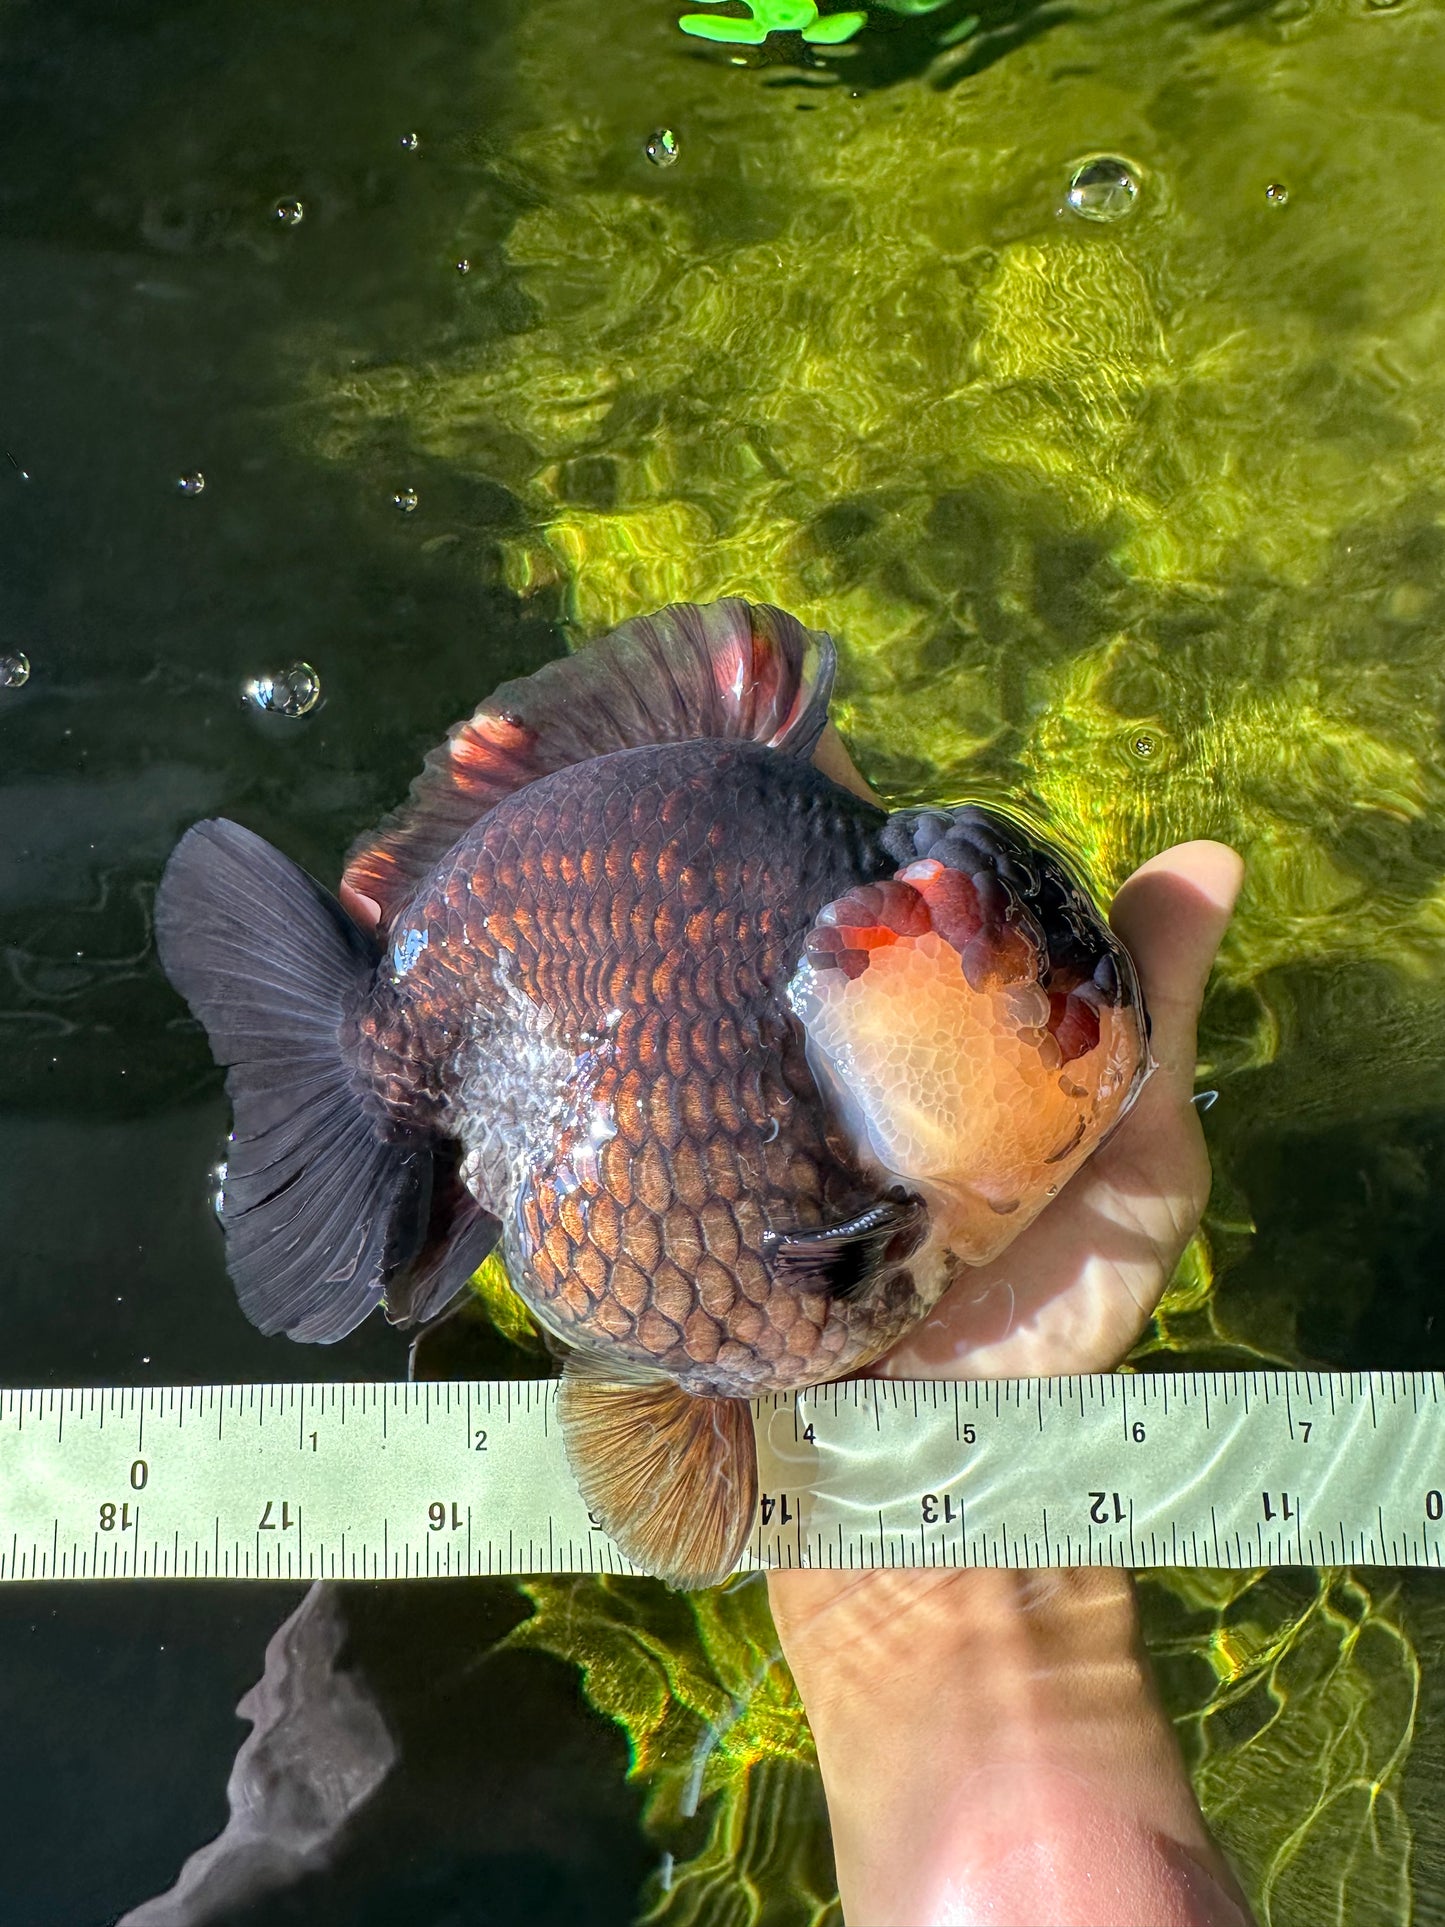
xmin=4 ymin=0 xmax=1445 ymax=1919
xmin=0 ymin=3 xmax=623 ymax=1920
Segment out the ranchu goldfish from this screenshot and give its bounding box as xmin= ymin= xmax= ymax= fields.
xmin=157 ymin=602 xmax=1148 ymax=1586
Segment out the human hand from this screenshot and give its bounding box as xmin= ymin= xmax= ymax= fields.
xmin=768 ymin=839 xmax=1252 ymax=1927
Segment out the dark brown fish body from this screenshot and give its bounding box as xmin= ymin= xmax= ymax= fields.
xmin=358 ymin=741 xmax=926 ymax=1397
xmin=157 ymin=600 xmax=1150 ymax=1588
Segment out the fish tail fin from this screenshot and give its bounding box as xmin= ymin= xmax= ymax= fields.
xmin=558 ymin=1363 xmax=758 ymax=1590
xmin=155 ymin=818 xmax=439 ymax=1343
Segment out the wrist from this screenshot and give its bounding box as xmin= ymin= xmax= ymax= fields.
xmin=772 ymin=1568 xmax=1148 ymax=1758
xmin=770 ymin=1568 xmax=1252 ymax=1926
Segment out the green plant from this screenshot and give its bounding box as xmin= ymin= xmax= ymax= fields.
xmin=677 ymin=0 xmax=867 ymax=46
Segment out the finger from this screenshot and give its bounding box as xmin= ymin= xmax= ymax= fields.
xmin=1110 ymin=841 xmax=1243 ymax=1099
xmin=339 ymin=882 xmax=383 ymax=934
xmin=812 ymin=723 xmax=882 ymax=805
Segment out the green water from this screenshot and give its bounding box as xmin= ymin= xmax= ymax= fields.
xmin=3 ymin=0 xmax=1445 ymax=1919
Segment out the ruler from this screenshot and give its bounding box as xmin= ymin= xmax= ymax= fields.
xmin=1 ymin=1372 xmax=1442 ymax=1584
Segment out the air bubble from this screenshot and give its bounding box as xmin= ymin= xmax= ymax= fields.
xmin=1264 ymin=182 xmax=1289 ymax=205
xmin=393 ymin=485 xmax=419 ymax=514
xmin=0 ymin=651 xmax=31 ymax=689
xmin=646 ymin=128 xmax=680 ymax=168
xmin=1129 ymin=730 xmax=1159 ymax=761
xmin=177 ymin=471 xmax=206 ymax=496
xmin=274 ymin=197 xmax=304 ymax=226
xmin=455 ymin=257 xmax=471 ymax=274
xmin=245 ymin=661 xmax=322 ymax=717
xmin=210 ymin=1161 xmax=228 ymax=1218
xmin=1065 ymin=157 xmax=1139 ymax=223
xmin=1192 ymin=1089 xmax=1220 ymax=1112
xmin=399 ymin=131 xmax=421 ymax=151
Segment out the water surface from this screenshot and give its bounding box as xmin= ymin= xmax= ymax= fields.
xmin=3 ymin=0 xmax=1445 ymax=1919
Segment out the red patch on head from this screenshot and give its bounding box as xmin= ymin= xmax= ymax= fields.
xmin=898 ymin=859 xmax=985 ymax=950
xmin=807 ymin=919 xmax=899 ymax=978
xmin=1047 ymin=985 xmax=1102 ymax=1063
xmin=810 ymin=880 xmax=931 ymax=975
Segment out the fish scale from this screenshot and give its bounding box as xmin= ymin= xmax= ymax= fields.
xmin=366 ymin=739 xmax=927 ymax=1399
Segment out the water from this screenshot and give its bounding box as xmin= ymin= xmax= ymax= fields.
xmin=3 ymin=0 xmax=1445 ymax=1921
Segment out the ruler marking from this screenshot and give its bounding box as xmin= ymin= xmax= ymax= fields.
xmin=3 ymin=1373 xmax=1442 ymax=1581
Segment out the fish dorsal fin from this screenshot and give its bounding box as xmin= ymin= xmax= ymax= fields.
xmin=344 ymin=598 xmax=835 ymax=929
xmin=557 ymin=1363 xmax=758 ymax=1590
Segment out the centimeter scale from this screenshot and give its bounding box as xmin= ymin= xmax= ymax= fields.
xmin=1 ymin=1371 xmax=1443 ymax=1584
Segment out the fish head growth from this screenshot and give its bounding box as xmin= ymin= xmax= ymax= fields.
xmin=789 ymin=806 xmax=1151 ymax=1268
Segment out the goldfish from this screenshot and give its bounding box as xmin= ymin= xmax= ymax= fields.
xmin=156 ymin=601 xmax=1148 ymax=1587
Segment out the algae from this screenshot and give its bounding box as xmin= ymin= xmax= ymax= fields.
xmin=350 ymin=0 xmax=1445 ymax=1916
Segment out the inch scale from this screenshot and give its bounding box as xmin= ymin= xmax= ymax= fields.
xmin=1 ymin=1371 xmax=1442 ymax=1584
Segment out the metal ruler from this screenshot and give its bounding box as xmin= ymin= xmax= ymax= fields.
xmin=2 ymin=1372 xmax=1442 ymax=1584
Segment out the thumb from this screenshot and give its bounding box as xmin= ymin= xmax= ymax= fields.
xmin=1109 ymin=841 xmax=1244 ymax=1102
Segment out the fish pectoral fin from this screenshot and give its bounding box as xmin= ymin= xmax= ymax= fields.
xmin=343 ymin=599 xmax=835 ymax=928
xmin=764 ymin=1196 xmax=927 ymax=1302
xmin=558 ymin=1365 xmax=758 ymax=1591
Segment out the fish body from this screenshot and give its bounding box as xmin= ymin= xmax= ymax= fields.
xmin=362 ymin=740 xmax=928 ymax=1398
xmin=157 ymin=601 xmax=1149 ymax=1587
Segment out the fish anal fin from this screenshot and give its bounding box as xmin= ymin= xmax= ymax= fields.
xmin=344 ymin=599 xmax=834 ymax=929
xmin=557 ymin=1368 xmax=758 ymax=1590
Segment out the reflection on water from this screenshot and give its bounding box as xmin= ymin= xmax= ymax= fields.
xmin=3 ymin=0 xmax=1445 ymax=1918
